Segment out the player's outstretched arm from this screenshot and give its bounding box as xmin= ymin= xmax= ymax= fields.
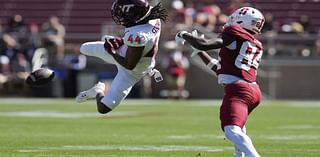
xmin=197 ymin=51 xmax=219 ymax=75
xmin=181 ymin=33 xmax=224 ymax=51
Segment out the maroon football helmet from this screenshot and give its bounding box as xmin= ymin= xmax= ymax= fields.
xmin=111 ymin=0 xmax=151 ymax=27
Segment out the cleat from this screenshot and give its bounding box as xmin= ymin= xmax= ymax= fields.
xmin=76 ymin=82 xmax=108 ymax=103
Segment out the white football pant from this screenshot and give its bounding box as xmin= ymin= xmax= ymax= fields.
xmin=80 ymin=41 xmax=142 ymax=109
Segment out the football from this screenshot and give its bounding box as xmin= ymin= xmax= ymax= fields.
xmin=25 ymin=68 xmax=55 ymax=86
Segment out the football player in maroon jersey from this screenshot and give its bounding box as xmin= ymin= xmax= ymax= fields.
xmin=176 ymin=7 xmax=265 ymax=157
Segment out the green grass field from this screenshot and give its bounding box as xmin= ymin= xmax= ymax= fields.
xmin=0 ymin=98 xmax=319 ymax=157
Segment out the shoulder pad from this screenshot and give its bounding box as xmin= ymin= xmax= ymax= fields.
xmin=123 ymin=32 xmax=148 ymax=47
xmin=223 ymin=25 xmax=255 ymax=42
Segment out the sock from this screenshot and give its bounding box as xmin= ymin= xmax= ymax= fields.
xmin=224 ymin=125 xmax=260 ymax=157
xmin=233 ymin=126 xmax=247 ymax=157
xmin=234 ymin=145 xmax=245 ymax=157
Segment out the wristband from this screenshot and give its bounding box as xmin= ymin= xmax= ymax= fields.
xmin=207 ymin=59 xmax=218 ymax=69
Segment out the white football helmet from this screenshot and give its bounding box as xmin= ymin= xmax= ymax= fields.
xmin=224 ymin=7 xmax=265 ymax=34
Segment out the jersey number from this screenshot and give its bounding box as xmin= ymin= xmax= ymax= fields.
xmin=127 ymin=34 xmax=141 ymax=44
xmin=235 ymin=41 xmax=262 ymax=71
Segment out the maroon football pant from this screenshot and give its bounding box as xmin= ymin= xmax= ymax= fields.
xmin=220 ymin=81 xmax=262 ymax=130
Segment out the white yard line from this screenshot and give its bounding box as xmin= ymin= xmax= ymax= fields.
xmin=0 ymin=98 xmax=220 ymax=106
xmin=257 ymin=134 xmax=320 ymax=140
xmin=0 ymin=111 xmax=143 ymax=118
xmin=2 ymin=98 xmax=320 ymax=107
xmin=167 ymin=134 xmax=225 ymax=140
xmin=167 ymin=133 xmax=320 ymax=141
xmin=279 ymin=124 xmax=320 ymax=130
xmin=18 ymin=144 xmax=232 ymax=153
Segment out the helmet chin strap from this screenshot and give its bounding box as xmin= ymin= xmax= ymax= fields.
xmin=135 ymin=6 xmax=152 ymax=23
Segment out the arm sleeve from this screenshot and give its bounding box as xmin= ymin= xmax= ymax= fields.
xmin=221 ymin=33 xmax=235 ymax=46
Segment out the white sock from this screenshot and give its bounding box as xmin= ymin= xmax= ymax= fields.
xmin=234 ymin=145 xmax=245 ymax=157
xmin=224 ymin=125 xmax=260 ymax=157
xmin=233 ymin=126 xmax=246 ymax=157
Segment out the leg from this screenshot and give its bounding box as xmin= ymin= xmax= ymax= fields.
xmin=99 ymin=68 xmax=140 ymax=111
xmin=76 ymin=81 xmax=108 ymax=103
xmin=232 ymin=125 xmax=247 ymax=157
xmin=220 ymin=82 xmax=261 ymax=157
xmin=234 ymin=145 xmax=245 ymax=157
xmin=80 ymin=41 xmax=117 ymax=64
xmin=96 ymin=93 xmax=112 ymax=114
xmin=234 ymin=125 xmax=247 ymax=157
xmin=224 ymin=125 xmax=260 ymax=157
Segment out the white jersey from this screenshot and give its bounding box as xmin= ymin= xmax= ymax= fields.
xmin=79 ymin=19 xmax=162 ymax=109
xmin=118 ymin=19 xmax=161 ymax=76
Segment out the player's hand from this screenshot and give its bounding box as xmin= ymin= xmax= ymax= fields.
xmin=190 ymin=30 xmax=205 ymax=57
xmin=175 ymin=31 xmax=189 ymax=45
xmin=104 ymin=37 xmax=124 ymax=55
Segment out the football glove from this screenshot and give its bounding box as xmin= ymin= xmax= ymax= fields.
xmin=175 ymin=31 xmax=189 ymax=45
xmin=103 ymin=36 xmax=124 ymax=55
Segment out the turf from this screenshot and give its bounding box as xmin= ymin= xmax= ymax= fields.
xmin=0 ymin=98 xmax=319 ymax=157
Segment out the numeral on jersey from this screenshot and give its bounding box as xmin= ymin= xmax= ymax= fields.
xmin=235 ymin=41 xmax=262 ymax=71
xmin=127 ymin=34 xmax=141 ymax=44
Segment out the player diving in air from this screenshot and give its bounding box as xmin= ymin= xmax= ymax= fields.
xmin=76 ymin=0 xmax=167 ymax=114
xmin=176 ymin=7 xmax=265 ymax=157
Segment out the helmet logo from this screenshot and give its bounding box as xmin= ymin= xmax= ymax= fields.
xmin=120 ymin=4 xmax=135 ymax=13
xmin=239 ymin=8 xmax=249 ymax=15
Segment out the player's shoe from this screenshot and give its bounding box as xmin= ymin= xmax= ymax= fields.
xmin=234 ymin=146 xmax=245 ymax=157
xmin=76 ymin=82 xmax=108 ymax=103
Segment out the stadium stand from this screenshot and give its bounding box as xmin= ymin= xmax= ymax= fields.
xmin=1 ymin=0 xmax=320 ymax=99
xmin=1 ymin=0 xmax=320 ymax=40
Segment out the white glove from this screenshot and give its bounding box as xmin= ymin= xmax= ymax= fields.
xmin=175 ymin=31 xmax=188 ymax=45
xmin=190 ymin=30 xmax=205 ymax=57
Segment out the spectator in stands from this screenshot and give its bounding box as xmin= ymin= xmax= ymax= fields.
xmin=0 ymin=19 xmax=6 ymax=53
xmin=200 ymin=4 xmax=226 ymax=32
xmin=1 ymin=33 xmax=19 ymax=60
xmin=170 ymin=0 xmax=196 ymax=29
xmin=10 ymin=53 xmax=31 ymax=91
xmin=62 ymin=45 xmax=86 ymax=97
xmin=299 ymin=15 xmax=314 ymax=34
xmin=280 ymin=21 xmax=304 ymax=35
xmin=193 ymin=4 xmax=228 ymax=33
xmin=5 ymin=14 xmax=28 ymax=40
xmin=41 ymin=16 xmax=66 ymax=60
xmin=226 ymin=0 xmax=245 ymax=15
xmin=26 ymin=22 xmax=42 ymax=62
xmin=261 ymin=12 xmax=276 ymax=34
xmin=314 ymin=38 xmax=320 ymax=56
xmin=2 ymin=15 xmax=28 ymax=60
xmin=0 ymin=19 xmax=3 ymax=36
xmin=183 ymin=2 xmax=196 ymax=27
xmin=0 ymin=55 xmax=11 ymax=91
xmin=161 ymin=50 xmax=189 ymax=99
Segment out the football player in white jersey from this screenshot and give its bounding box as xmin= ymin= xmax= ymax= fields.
xmin=76 ymin=0 xmax=167 ymax=114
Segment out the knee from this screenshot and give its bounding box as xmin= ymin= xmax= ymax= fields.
xmin=97 ymin=107 xmax=111 ymax=114
xmin=96 ymin=101 xmax=112 ymax=114
xmin=79 ymin=43 xmax=88 ymax=55
xmin=224 ymin=125 xmax=242 ymax=139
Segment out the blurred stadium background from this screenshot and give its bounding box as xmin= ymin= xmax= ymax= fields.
xmin=1 ymin=0 xmax=320 ymax=100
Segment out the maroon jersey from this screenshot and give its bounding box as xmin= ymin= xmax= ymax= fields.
xmin=217 ymin=25 xmax=263 ymax=82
